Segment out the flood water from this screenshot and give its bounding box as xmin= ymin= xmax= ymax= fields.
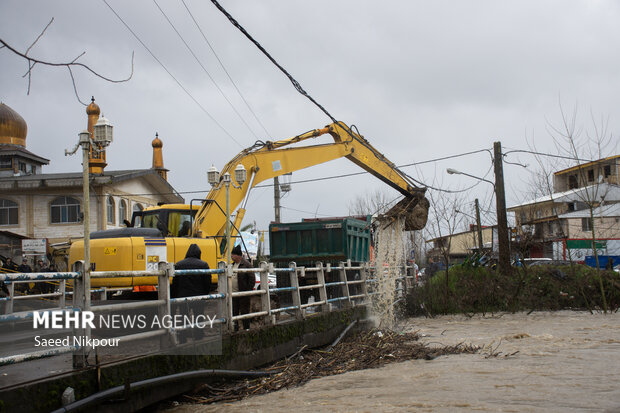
xmin=168 ymin=311 xmax=620 ymax=412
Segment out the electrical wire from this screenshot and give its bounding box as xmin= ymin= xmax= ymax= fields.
xmin=280 ymin=205 xmax=333 ymax=217
xmin=503 ymin=147 xmax=595 ymax=163
xmin=181 ymin=0 xmax=272 ymax=139
xmin=207 ymin=0 xmax=423 ymax=192
xmin=43 ymin=147 xmax=495 ymax=199
xmin=209 ymin=0 xmax=337 ymax=125
xmin=101 ymin=0 xmax=243 ymax=147
xmin=153 ymin=0 xmax=261 ymax=140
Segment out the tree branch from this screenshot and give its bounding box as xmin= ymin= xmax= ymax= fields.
xmin=1 ymin=31 xmax=134 ymax=105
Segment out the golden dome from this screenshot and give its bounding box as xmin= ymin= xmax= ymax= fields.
xmin=152 ymin=133 xmax=163 ymax=148
xmin=86 ymin=96 xmax=100 ymax=116
xmin=0 ymin=102 xmax=27 ymax=146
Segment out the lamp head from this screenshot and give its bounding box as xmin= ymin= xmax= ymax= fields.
xmin=78 ymin=130 xmax=91 ymax=145
xmin=207 ymin=165 xmax=220 ymax=187
xmin=234 ymin=164 xmax=247 ymax=185
xmin=446 ymin=168 xmax=461 ymax=175
xmin=93 ymin=115 xmax=113 ymax=147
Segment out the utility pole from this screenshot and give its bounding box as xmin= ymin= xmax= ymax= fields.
xmin=475 ymin=198 xmax=483 ymax=252
xmin=274 ymin=176 xmax=281 ymax=223
xmin=81 ymin=134 xmax=91 ymax=310
xmin=493 ymin=141 xmax=511 ymax=274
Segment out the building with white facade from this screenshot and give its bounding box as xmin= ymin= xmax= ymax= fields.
xmin=0 ymin=100 xmax=182 ymax=268
xmin=508 ymin=156 xmax=620 ymax=266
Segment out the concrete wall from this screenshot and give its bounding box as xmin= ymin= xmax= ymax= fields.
xmin=0 ymin=307 xmax=368 ymax=413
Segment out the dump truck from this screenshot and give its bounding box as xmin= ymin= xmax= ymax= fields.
xmin=69 ymin=122 xmax=430 ymax=287
xmin=269 ymin=215 xmax=372 ymax=268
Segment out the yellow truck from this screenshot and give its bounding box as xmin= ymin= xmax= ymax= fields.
xmin=69 ymin=122 xmax=429 ymax=288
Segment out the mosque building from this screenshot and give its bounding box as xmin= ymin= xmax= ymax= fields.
xmin=0 ymin=99 xmax=183 ymax=268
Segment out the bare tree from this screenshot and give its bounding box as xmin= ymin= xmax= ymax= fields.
xmin=0 ymin=18 xmax=133 ymax=105
xmin=526 ymin=101 xmax=617 ymax=311
xmin=347 ymin=188 xmax=393 ymax=216
xmin=424 ymin=188 xmax=468 ymax=301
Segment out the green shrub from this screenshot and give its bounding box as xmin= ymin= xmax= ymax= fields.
xmin=406 ymin=265 xmax=620 ymax=316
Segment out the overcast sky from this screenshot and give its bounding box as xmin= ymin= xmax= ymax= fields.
xmin=1 ymin=0 xmax=619 ymax=234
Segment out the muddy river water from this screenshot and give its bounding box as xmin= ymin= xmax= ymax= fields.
xmin=169 ymin=311 xmax=620 ymax=412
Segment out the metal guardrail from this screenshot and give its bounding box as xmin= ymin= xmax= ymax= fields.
xmin=0 ymin=260 xmax=416 ymax=367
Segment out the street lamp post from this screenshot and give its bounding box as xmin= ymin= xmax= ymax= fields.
xmin=65 ymin=117 xmax=113 ymax=310
xmin=65 ymin=116 xmax=112 ymax=368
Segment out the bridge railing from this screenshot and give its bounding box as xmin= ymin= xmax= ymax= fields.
xmin=0 ymin=260 xmax=413 ymax=367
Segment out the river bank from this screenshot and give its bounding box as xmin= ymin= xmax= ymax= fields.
xmin=166 ymin=310 xmax=620 ymax=412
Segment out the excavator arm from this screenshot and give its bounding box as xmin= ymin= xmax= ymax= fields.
xmin=192 ymin=122 xmax=429 ymax=242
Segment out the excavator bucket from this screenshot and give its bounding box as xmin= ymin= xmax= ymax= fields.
xmin=380 ymin=194 xmax=430 ymax=231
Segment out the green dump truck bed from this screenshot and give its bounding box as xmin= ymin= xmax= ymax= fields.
xmin=269 ymin=216 xmax=371 ymax=266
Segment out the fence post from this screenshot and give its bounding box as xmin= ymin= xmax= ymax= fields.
xmin=361 ymin=262 xmax=369 ymax=302
xmin=288 ymin=262 xmax=302 ymax=320
xmin=222 ymin=263 xmax=234 ymax=333
xmin=5 ymin=282 xmax=14 ymax=315
xmin=59 ymin=279 xmax=66 ymax=309
xmin=259 ymin=262 xmax=272 ymax=325
xmin=339 ymin=261 xmax=351 ymax=308
xmin=316 ymin=262 xmax=328 ymax=313
xmin=72 ymin=261 xmax=88 ymax=368
xmin=159 ymin=262 xmax=173 ymax=348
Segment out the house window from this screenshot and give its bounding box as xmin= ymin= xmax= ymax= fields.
xmin=132 ymin=203 xmax=143 ymax=226
xmin=568 ymin=175 xmax=578 ymax=189
xmin=51 ymin=196 xmax=81 ymax=223
xmin=119 ymin=200 xmax=127 ymax=224
xmin=568 ymin=202 xmax=576 ymax=212
xmin=536 ymin=210 xmax=542 ymax=219
xmin=552 ymin=207 xmax=558 ymax=216
xmin=0 ymin=157 xmax=11 ymax=169
xmin=520 ymin=212 xmax=526 ymax=223
xmin=581 ymin=217 xmax=592 ymax=232
xmin=107 ymin=197 xmax=115 ymax=225
xmin=587 ymin=169 xmax=594 ymax=182
xmin=0 ymin=199 xmax=18 ymax=225
xmin=604 ymin=165 xmax=611 ymax=177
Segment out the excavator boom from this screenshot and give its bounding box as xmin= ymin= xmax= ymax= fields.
xmin=193 ymin=122 xmax=429 ymax=241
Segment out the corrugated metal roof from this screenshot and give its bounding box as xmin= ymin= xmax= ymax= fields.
xmin=0 ymin=168 xmax=184 ymax=203
xmin=508 ymin=183 xmax=620 ymax=209
xmin=558 ymin=202 xmax=620 ymax=219
xmin=0 ymin=145 xmax=49 ymax=164
xmin=553 ymin=154 xmax=620 ymax=176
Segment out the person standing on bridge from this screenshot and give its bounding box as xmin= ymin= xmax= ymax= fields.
xmin=231 ymin=244 xmax=254 ymax=331
xmin=172 ymin=244 xmax=212 ymax=341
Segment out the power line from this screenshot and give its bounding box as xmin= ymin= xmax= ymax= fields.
xmin=280 ymin=205 xmax=333 ymax=218
xmin=503 ymin=148 xmax=595 ymax=163
xmin=77 ymin=147 xmax=496 ymax=198
xmin=153 ymin=0 xmax=261 ymax=140
xmin=181 ymin=0 xmax=272 ymax=138
xmin=209 ymin=0 xmax=338 ymax=125
xmin=101 ymin=0 xmax=243 ymax=147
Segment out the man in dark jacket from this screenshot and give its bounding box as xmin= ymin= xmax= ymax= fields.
xmin=171 ymin=244 xmax=212 ymax=341
xmin=4 ymin=257 xmax=17 ymax=271
xmin=231 ymin=244 xmax=254 ymax=330
xmin=171 ymin=244 xmax=212 ymax=298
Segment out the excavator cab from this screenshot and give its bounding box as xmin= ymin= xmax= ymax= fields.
xmin=131 ymin=204 xmax=197 ymax=237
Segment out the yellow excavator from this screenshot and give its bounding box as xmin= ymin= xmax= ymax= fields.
xmin=69 ymin=121 xmax=429 ymax=288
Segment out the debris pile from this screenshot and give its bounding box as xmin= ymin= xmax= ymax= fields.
xmin=181 ymin=329 xmax=479 ymax=405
